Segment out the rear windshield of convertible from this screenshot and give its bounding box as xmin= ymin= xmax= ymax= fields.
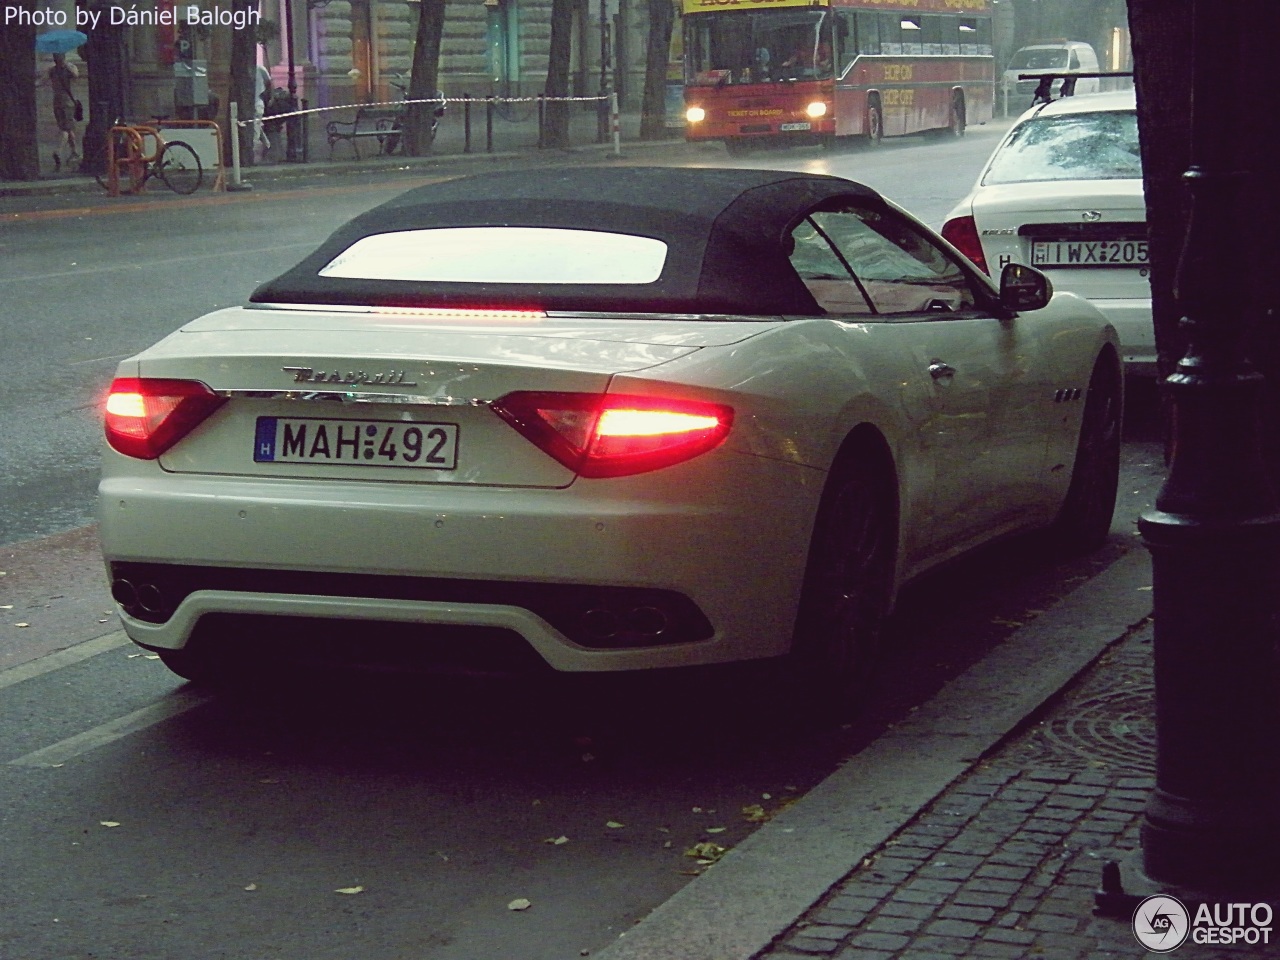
xmin=318 ymin=227 xmax=669 ymax=285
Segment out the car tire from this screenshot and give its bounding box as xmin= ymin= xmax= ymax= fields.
xmin=788 ymin=442 xmax=897 ymax=718
xmin=1047 ymin=354 xmax=1122 ymax=554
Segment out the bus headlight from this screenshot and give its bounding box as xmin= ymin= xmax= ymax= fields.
xmin=805 ymin=101 xmax=828 ymax=119
xmin=686 ymin=106 xmax=707 ymax=124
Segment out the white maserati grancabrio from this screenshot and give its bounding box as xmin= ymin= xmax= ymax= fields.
xmin=98 ymin=166 xmax=1122 ymax=706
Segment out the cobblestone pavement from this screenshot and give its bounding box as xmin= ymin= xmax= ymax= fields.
xmin=754 ymin=627 xmax=1274 ymax=960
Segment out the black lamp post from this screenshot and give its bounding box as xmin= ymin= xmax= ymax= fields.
xmin=1133 ymin=0 xmax=1280 ymax=893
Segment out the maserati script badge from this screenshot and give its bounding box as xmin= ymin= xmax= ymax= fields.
xmin=282 ymin=366 xmax=419 ymax=387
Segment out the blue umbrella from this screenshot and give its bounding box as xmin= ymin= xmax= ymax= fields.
xmin=35 ymin=30 xmax=88 ymax=54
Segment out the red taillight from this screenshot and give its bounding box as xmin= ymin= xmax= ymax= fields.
xmin=104 ymin=377 xmax=225 ymax=460
xmin=940 ymin=214 xmax=990 ymax=275
xmin=492 ymin=392 xmax=734 ymax=478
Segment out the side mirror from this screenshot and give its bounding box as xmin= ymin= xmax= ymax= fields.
xmin=999 ymin=262 xmax=1052 ymax=312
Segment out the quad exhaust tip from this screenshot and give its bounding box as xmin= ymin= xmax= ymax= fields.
xmin=579 ymin=605 xmax=670 ymax=643
xmin=111 ymin=578 xmax=166 ymax=615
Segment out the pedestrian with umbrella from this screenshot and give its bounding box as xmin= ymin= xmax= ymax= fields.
xmin=36 ymin=30 xmax=87 ymax=171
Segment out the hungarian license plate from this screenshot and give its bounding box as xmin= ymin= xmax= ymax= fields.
xmin=779 ymin=122 xmax=812 ymax=131
xmin=1031 ymin=239 xmax=1148 ymax=267
xmin=253 ymin=417 xmax=459 ymax=470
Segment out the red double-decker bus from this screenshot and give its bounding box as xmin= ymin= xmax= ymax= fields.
xmin=682 ymin=0 xmax=994 ymax=153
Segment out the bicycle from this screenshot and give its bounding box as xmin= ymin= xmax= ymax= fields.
xmin=95 ymin=122 xmax=203 ymax=196
xmin=380 ymin=76 xmax=446 ymax=154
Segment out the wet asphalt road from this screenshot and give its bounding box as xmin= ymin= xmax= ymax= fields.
xmin=0 ymin=129 xmax=1169 ymax=960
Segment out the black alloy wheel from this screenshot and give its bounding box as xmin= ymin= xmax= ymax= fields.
xmin=789 ymin=448 xmax=898 ymax=718
xmin=1047 ymin=355 xmax=1122 ymax=554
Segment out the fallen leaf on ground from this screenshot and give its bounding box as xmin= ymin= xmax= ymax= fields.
xmin=684 ymin=841 xmax=727 ymax=862
xmin=508 ymin=898 xmax=532 ymax=911
xmin=244 ymin=883 xmax=258 ymax=892
xmin=15 ymin=622 xmax=30 ymax=628
xmin=544 ymin=836 xmax=569 ymax=845
xmin=99 ymin=821 xmax=121 ymax=828
xmin=606 ymin=821 xmax=625 ymax=829
xmin=742 ymin=804 xmax=769 ymax=822
xmin=706 ymin=827 xmax=727 ymax=834
xmin=334 ymin=886 xmax=364 ymax=895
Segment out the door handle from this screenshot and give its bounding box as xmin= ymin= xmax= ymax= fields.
xmin=929 ymin=360 xmax=957 ymax=380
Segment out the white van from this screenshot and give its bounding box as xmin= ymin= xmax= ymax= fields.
xmin=1003 ymin=41 xmax=1100 ymax=106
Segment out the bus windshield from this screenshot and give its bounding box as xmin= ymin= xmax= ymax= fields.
xmin=686 ymin=10 xmax=831 ymax=85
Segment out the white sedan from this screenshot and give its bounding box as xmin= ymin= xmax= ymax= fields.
xmin=99 ymin=166 xmax=1121 ymax=708
xmin=942 ymin=89 xmax=1153 ymax=375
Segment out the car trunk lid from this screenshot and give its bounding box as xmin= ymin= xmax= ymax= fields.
xmin=968 ymin=181 xmax=1150 ymax=301
xmin=129 ymin=307 xmax=776 ymax=488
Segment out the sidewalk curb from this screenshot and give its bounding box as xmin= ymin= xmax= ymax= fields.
xmin=594 ymin=547 xmax=1154 ymax=960
xmin=0 ymin=136 xmax=692 ymax=199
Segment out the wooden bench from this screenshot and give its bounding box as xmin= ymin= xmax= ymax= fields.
xmin=325 ymin=106 xmax=404 ymax=159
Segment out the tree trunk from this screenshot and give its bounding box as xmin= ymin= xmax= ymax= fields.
xmin=228 ymin=0 xmax=260 ymax=165
xmin=0 ymin=23 xmax=40 ymax=180
xmin=79 ymin=17 xmax=129 ymax=178
xmin=639 ymin=0 xmax=675 ymax=140
xmin=405 ymin=0 xmax=447 ymax=156
xmin=1126 ymin=0 xmax=1193 ymax=382
xmin=543 ymin=0 xmax=576 ymax=148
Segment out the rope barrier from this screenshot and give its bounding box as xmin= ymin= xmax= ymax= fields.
xmin=228 ymin=92 xmax=621 ymax=188
xmin=236 ymin=94 xmax=610 ymax=128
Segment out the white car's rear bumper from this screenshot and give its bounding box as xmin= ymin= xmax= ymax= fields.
xmin=100 ymin=451 xmax=822 ymax=673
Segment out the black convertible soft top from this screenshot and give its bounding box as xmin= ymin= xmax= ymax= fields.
xmin=250 ymin=166 xmax=884 ymax=315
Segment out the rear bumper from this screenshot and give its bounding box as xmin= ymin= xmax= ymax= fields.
xmin=99 ymin=452 xmax=822 ymax=672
